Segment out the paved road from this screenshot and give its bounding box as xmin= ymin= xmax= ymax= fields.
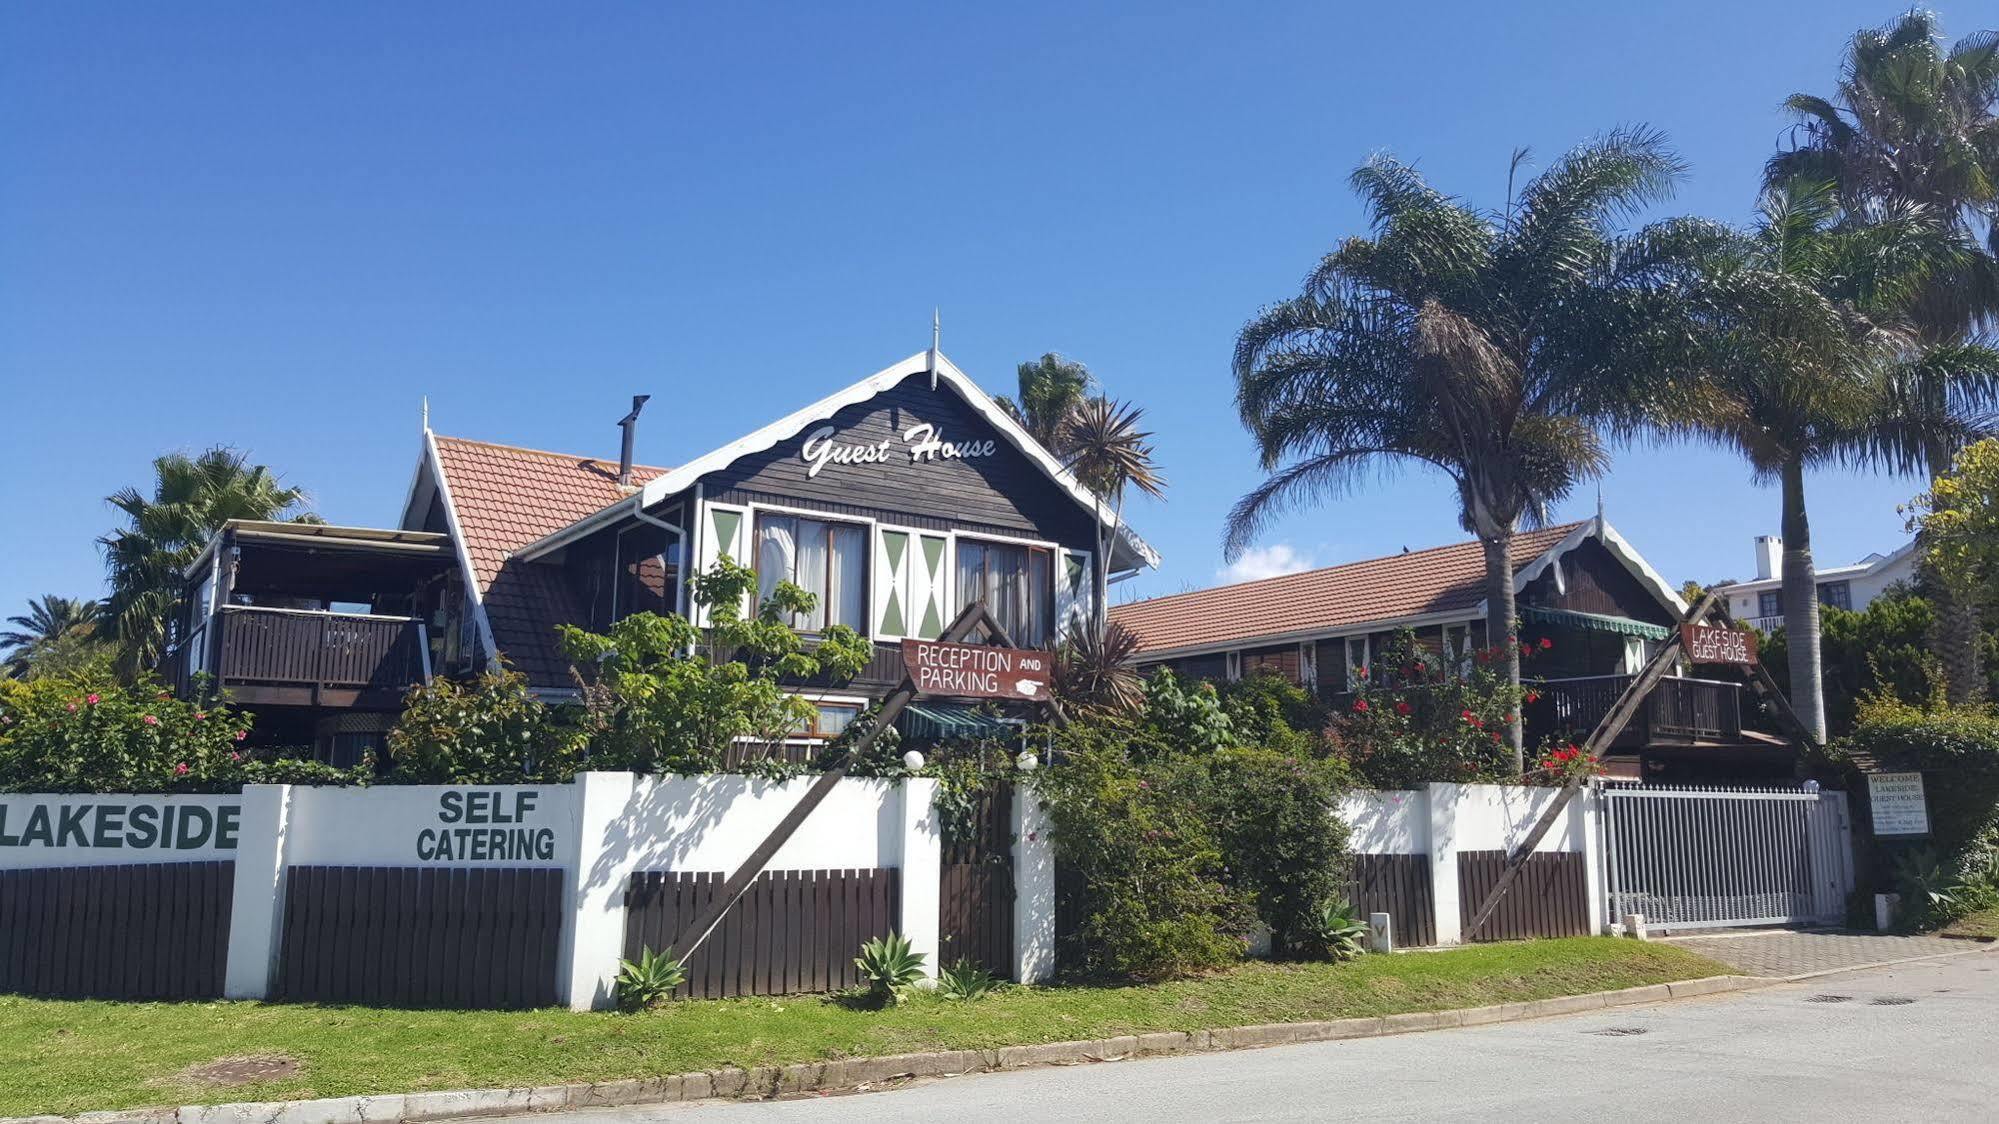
xmin=536 ymin=949 xmax=1997 ymax=1123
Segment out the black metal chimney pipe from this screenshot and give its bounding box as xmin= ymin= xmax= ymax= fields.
xmin=617 ymin=394 xmax=650 ymax=486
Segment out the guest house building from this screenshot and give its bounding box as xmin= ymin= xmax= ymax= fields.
xmin=1111 ymin=518 xmax=1798 ymax=783
xmin=166 ymin=351 xmax=1157 ymax=761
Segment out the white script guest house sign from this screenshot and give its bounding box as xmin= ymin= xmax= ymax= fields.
xmin=800 ymin=422 xmax=996 ymax=478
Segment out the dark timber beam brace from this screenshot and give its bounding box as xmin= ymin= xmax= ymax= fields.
xmin=668 ymin=601 xmax=1057 ymax=963
xmin=1461 ymin=591 xmax=1733 ymax=942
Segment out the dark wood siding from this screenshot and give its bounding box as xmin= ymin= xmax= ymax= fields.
xmin=0 ymin=861 xmax=234 ymax=1000
xmin=705 ymin=375 xmax=1100 ymax=552
xmin=1346 ymin=854 xmax=1436 ymax=948
xmin=1457 ymin=851 xmax=1591 ymax=941
xmin=1521 ymin=540 xmax=1674 ymax=625
xmin=276 ymin=866 xmax=564 ymax=1008
xmin=622 ymin=868 xmax=900 ymax=999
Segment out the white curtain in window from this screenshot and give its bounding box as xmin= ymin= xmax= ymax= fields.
xmin=828 ymin=524 xmax=866 ymax=630
xmin=758 ymin=517 xmax=796 ymax=612
xmin=796 ymin=522 xmax=829 ymax=631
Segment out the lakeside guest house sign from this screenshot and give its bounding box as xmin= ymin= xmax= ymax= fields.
xmin=1680 ymin=623 xmax=1758 ymax=665
xmin=800 ymin=422 xmax=997 ymax=478
xmin=1867 ymin=772 xmax=1930 ymax=837
xmin=902 ymin=639 xmax=1052 ymax=701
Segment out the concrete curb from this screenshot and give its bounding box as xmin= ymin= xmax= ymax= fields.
xmin=9 ymin=974 xmax=1777 ymax=1124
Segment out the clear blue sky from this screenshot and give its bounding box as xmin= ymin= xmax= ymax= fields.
xmin=0 ymin=1 xmax=1960 ymax=616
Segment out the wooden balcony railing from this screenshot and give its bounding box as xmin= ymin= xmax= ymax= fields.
xmin=215 ymin=606 xmax=429 ymax=691
xmin=1526 ymin=674 xmax=1743 ymax=744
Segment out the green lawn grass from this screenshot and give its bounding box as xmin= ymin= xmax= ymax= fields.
xmin=1 ymin=938 xmax=1726 ymax=1117
xmin=1942 ymin=907 xmax=1999 ymax=940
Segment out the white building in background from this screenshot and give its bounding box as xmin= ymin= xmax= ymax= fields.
xmin=1721 ymin=535 xmax=1919 ymax=632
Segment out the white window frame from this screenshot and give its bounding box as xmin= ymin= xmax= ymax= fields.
xmin=746 ymin=502 xmax=876 ymax=636
xmin=950 ymin=529 xmax=1061 ymax=647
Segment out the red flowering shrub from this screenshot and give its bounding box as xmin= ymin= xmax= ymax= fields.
xmin=1326 ymin=629 xmax=1547 ymax=789
xmin=1533 ymin=742 xmax=1605 ymax=784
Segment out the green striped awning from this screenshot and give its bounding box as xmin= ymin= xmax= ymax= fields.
xmin=1520 ymin=606 xmax=1672 ymax=641
xmin=898 ymin=703 xmax=1022 ymax=743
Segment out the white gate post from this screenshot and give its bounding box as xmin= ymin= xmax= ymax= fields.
xmin=564 ymin=770 xmax=636 ymax=1011
xmin=898 ymin=778 xmax=942 ymax=982
xmin=1427 ymin=783 xmax=1462 ymax=945
xmin=223 ymin=783 xmax=290 ymax=1000
xmin=1011 ymin=786 xmax=1056 ymax=983
xmin=1580 ymin=785 xmax=1609 ymax=935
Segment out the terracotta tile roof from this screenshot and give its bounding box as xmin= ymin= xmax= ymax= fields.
xmin=1111 ymin=523 xmax=1586 ymax=656
xmin=430 ymin=435 xmax=669 ymax=687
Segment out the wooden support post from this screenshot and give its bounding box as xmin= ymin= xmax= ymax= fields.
xmin=1461 ymin=592 xmax=1724 ymax=942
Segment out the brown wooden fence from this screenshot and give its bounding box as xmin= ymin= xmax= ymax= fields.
xmin=1347 ymin=853 xmax=1436 ymax=947
xmin=0 ymin=861 xmax=234 ymax=1000
xmin=1457 ymin=850 xmax=1591 ymax=941
xmin=276 ymin=866 xmax=563 ymax=1008
xmin=622 ymin=868 xmax=899 ymax=999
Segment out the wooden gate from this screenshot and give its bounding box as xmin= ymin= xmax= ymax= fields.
xmin=939 ymin=782 xmax=1014 ymax=977
xmin=0 ymin=861 xmax=234 ymax=1000
xmin=276 ymin=866 xmax=564 ymax=1008
xmin=1458 ymin=851 xmax=1591 ymax=941
xmin=622 ymin=868 xmax=900 ymax=999
xmin=1347 ymin=854 xmax=1436 ymax=947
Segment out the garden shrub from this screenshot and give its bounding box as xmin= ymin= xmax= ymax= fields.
xmin=0 ymin=668 xmax=257 ymax=793
xmin=1031 ymin=721 xmax=1255 ymax=980
xmin=383 ymin=667 xmax=587 ymax=784
xmin=1834 ymin=693 xmax=1999 ymax=872
xmin=1135 ymin=669 xmax=1234 ymax=757
xmin=1218 ymin=672 xmax=1329 ymax=757
xmin=1171 ymin=746 xmax=1351 ymax=956
xmin=1324 ymin=629 xmax=1524 ymax=788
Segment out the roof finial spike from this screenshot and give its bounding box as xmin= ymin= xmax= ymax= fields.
xmin=421 ymin=395 xmax=430 ymax=433
xmin=928 ymin=308 xmax=941 ymax=391
xmin=1596 ymin=484 xmax=1605 ymax=525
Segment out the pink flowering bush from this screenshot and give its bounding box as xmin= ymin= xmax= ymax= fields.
xmin=0 ymin=669 xmax=254 ymax=792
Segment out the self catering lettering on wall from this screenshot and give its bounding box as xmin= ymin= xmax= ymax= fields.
xmin=0 ymin=800 xmax=240 ymax=851
xmin=414 ymin=789 xmax=557 ymax=862
xmin=799 ymin=422 xmax=997 ymax=478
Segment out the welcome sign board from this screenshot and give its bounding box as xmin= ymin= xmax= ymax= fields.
xmin=0 ymin=794 xmax=241 ymax=869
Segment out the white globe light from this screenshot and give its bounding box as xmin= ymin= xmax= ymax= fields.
xmin=901 ymin=750 xmax=926 ymax=771
xmin=1016 ymin=751 xmax=1039 ymax=772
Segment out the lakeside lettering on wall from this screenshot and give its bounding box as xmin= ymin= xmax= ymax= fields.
xmin=414 ymin=789 xmax=558 ymax=862
xmin=799 ymin=422 xmax=997 ymax=478
xmin=0 ymin=797 xmax=240 ymax=853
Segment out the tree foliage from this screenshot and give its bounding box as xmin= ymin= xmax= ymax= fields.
xmin=2 ymin=595 xmax=103 ymax=679
xmin=100 ymin=448 xmax=317 ymax=678
xmin=1227 ymin=128 xmax=1705 ymax=767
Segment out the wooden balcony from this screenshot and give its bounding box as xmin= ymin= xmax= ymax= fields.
xmin=1526 ymin=674 xmax=1743 ymax=746
xmin=199 ymin=606 xmax=430 ymax=709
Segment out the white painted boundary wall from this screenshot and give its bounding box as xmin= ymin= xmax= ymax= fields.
xmin=1339 ymin=783 xmax=1607 ymax=945
xmin=0 ymin=774 xmax=1056 ymax=1010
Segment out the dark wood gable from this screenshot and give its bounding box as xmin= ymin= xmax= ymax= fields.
xmin=703 ymin=373 xmax=1100 ymax=547
xmin=1519 ymin=538 xmax=1674 ymax=626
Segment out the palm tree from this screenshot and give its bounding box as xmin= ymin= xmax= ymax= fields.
xmin=1669 ymin=177 xmax=1950 ymax=743
xmin=1 ymin=595 xmax=99 ymax=678
xmin=997 ymin=353 xmax=1095 ymax=457
xmin=1065 ymin=396 xmax=1165 ymax=637
xmin=1226 ymin=129 xmax=1704 ymax=771
xmin=100 ymin=447 xmax=317 ymax=677
xmin=1770 ymin=9 xmax=1999 ymax=702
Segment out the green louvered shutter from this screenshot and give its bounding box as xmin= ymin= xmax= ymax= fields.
xmin=916 ymin=533 xmax=949 ymax=640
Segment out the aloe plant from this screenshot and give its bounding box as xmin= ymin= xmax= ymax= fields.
xmin=854 ymin=933 xmax=927 ymax=1006
xmin=615 ymin=945 xmax=688 ymax=1012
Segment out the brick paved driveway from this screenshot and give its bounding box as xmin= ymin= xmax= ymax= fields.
xmin=1666 ymin=929 xmax=1983 ymax=977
